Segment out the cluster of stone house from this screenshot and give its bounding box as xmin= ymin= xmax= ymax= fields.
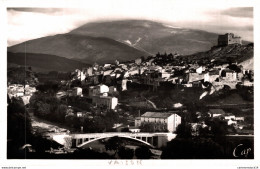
xmin=57 ymin=84 xmax=118 ymax=110
xmin=208 ymin=109 xmax=245 ymax=127
xmin=184 ymin=65 xmax=247 ymax=89
xmin=190 ymin=108 xmax=248 ymax=136
xmin=67 ymin=34 xmax=252 ymax=97
xmin=7 ymin=84 xmax=37 ymax=105
xmin=50 ymin=32 xmax=252 ymax=134
xmin=63 ymin=42 xmax=252 ymax=110
xmin=65 ymin=106 xmax=93 ymax=120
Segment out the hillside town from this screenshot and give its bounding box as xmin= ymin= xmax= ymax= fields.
xmin=7 ymin=33 xmax=254 ymax=159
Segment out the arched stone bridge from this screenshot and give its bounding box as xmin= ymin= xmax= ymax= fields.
xmin=49 ymin=132 xmax=177 ymax=149
xmin=71 ymin=132 xmax=177 ymax=148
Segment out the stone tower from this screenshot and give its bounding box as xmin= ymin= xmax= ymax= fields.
xmin=218 ymin=33 xmax=242 ymax=46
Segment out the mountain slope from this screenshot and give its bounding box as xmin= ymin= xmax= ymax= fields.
xmin=8 ymin=34 xmax=148 ymax=64
xmin=70 ymin=20 xmax=219 ymax=55
xmin=7 ymin=52 xmax=89 ymax=72
xmin=182 ymin=43 xmax=254 ymax=69
xmin=239 ymin=57 xmax=253 ymax=70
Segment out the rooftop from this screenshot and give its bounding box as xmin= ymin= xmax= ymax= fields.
xmin=141 ymin=112 xmax=178 ymax=118
xmin=209 ymin=109 xmax=225 ymax=115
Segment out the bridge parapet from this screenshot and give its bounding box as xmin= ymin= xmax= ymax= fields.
xmin=70 ymin=132 xmax=177 ymax=148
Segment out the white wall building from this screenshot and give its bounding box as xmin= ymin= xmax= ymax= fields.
xmin=161 ymin=72 xmax=171 ymax=79
xmin=122 ymin=79 xmax=128 ymax=91
xmin=208 ymin=109 xmax=225 ymax=118
xmin=224 ymin=113 xmax=236 ymax=120
xmin=21 ymin=95 xmax=31 ymax=105
xmin=227 ymin=119 xmax=237 ymax=125
xmin=73 ymin=87 xmax=82 ymax=96
xmin=196 ymin=66 xmax=204 ymax=74
xmin=92 ymin=96 xmax=118 ymax=109
xmin=80 ymin=71 xmax=86 ymax=81
xmin=235 ymin=117 xmax=245 ymax=121
xmin=136 ymin=112 xmax=181 ymax=133
xmin=89 ymin=84 xmax=109 ymax=96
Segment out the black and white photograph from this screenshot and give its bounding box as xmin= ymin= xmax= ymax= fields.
xmin=1 ymin=0 xmax=259 ymax=168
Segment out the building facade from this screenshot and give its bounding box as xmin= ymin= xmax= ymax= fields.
xmin=92 ymin=96 xmax=118 ymax=109
xmin=89 ymin=84 xmax=109 ymax=96
xmin=136 ymin=112 xmax=181 ymax=133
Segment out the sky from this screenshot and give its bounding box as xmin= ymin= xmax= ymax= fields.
xmin=6 ymin=0 xmax=254 ymax=46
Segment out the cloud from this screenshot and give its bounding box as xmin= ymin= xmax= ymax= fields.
xmin=221 ymin=7 xmax=253 ymax=18
xmin=7 ymin=8 xmax=63 ymax=14
xmin=7 ymin=6 xmax=213 ymax=46
xmin=7 ymin=3 xmax=254 ymax=46
xmin=7 ymin=8 xmax=91 ymax=46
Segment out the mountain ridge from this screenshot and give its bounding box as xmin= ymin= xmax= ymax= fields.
xmin=7 ymin=19 xmax=253 ymax=72
xmin=69 ymin=19 xmax=220 ymax=55
xmin=8 ymin=33 xmax=149 ymax=64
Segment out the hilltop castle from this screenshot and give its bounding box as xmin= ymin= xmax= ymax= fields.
xmin=218 ymin=33 xmax=242 ymax=46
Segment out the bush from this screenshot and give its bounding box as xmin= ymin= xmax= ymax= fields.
xmin=135 ymin=146 xmax=152 ymax=159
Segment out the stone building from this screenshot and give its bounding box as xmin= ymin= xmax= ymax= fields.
xmin=92 ymin=96 xmax=118 ymax=109
xmin=89 ymin=84 xmax=109 ymax=96
xmin=135 ymin=112 xmax=181 ymax=133
xmin=218 ymin=33 xmax=242 ymax=46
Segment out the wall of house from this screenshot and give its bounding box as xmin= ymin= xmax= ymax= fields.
xmin=175 ymin=114 xmax=182 ymax=131
xmin=188 ymin=73 xmax=204 ymax=83
xmin=224 ymin=115 xmax=236 ymax=120
xmin=111 ymin=97 xmax=118 ymax=109
xmin=135 ymin=58 xmax=142 ymax=65
xmin=92 ymin=96 xmax=111 ymax=109
xmin=141 ymin=117 xmax=167 ymax=124
xmin=167 ymin=115 xmax=174 ymax=132
xmin=122 ymin=79 xmax=127 ymax=91
xmin=167 ymin=114 xmax=181 ymax=133
xmin=21 ymin=95 xmax=31 ymax=105
xmin=100 ymin=85 xmax=109 ymax=93
xmin=225 ymin=72 xmax=237 ymax=81
xmin=73 ymin=87 xmax=82 ymax=96
xmin=161 ymin=72 xmax=171 ymax=79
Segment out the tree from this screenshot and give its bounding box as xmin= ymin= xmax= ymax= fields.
xmin=135 ymin=146 xmax=152 ymax=159
xmin=105 ymin=136 xmax=124 ymax=157
xmin=198 ymin=126 xmax=210 ymax=137
xmin=227 ymin=64 xmax=242 ymax=73
xmin=118 ymin=147 xmax=134 ymax=159
xmin=207 ymin=118 xmax=228 ymax=140
xmin=55 ymin=104 xmax=67 ymax=122
xmin=83 ymin=116 xmax=106 ymax=133
xmin=7 ymin=98 xmax=32 ymax=158
xmin=176 ymin=123 xmax=192 ymax=138
xmin=104 ymin=110 xmax=119 ymax=129
xmin=70 ymin=79 xmax=81 ymax=88
xmin=140 ymin=123 xmax=155 ymax=132
xmin=36 ymin=80 xmax=60 ymax=94
xmin=161 ymin=137 xmax=224 ymax=159
xmin=35 ymin=101 xmax=51 ymax=117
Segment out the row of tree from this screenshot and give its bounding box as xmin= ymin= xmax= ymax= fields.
xmin=7 ymin=97 xmax=32 ymax=158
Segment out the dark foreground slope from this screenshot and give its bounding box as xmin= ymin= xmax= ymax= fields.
xmin=7 ymin=52 xmax=89 ymax=72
